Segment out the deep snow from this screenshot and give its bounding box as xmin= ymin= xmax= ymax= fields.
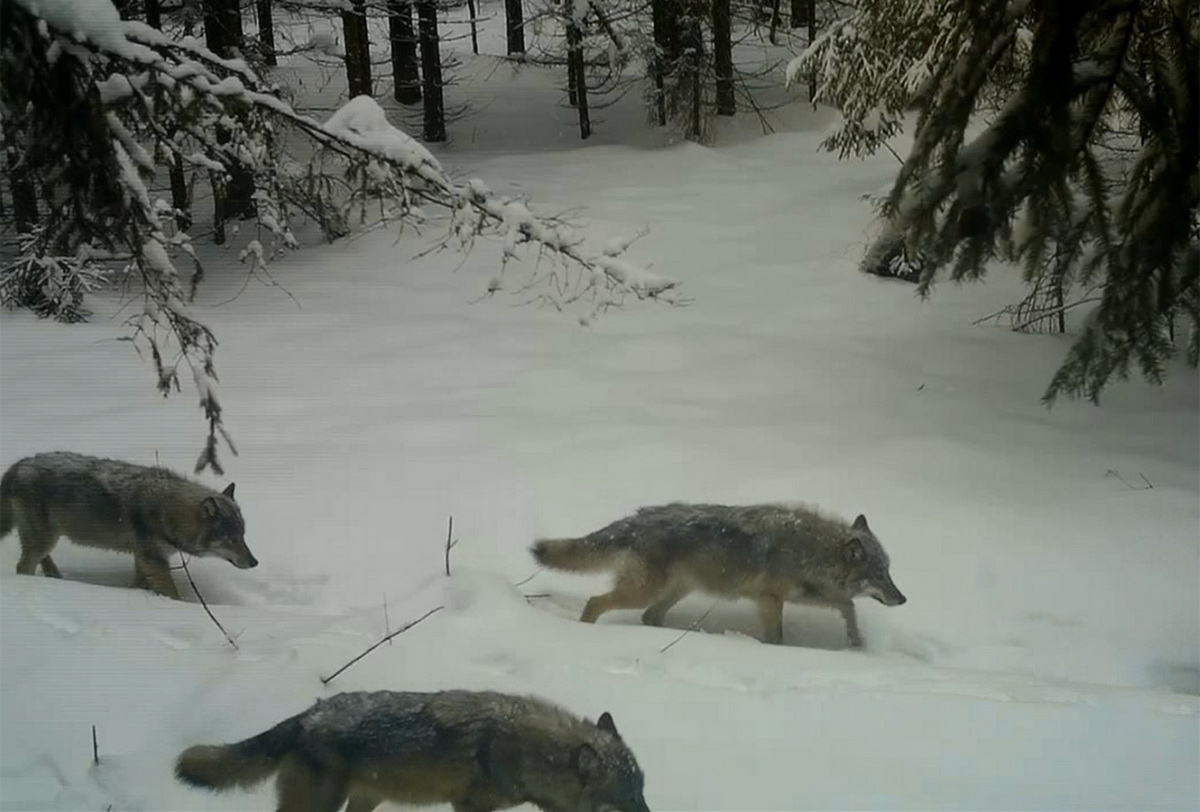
xmin=1 ymin=4 xmax=1197 ymax=810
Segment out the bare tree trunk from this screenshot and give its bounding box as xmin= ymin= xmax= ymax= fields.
xmin=712 ymin=0 xmax=734 ymax=116
xmin=256 ymin=0 xmax=276 ymax=66
xmin=145 ymin=0 xmax=162 ymax=29
xmin=389 ymin=0 xmax=422 ymax=103
xmin=467 ymin=0 xmax=479 ymax=54
xmin=204 ymin=0 xmax=254 ymax=233
xmin=565 ymin=2 xmax=591 ymax=138
xmin=417 ymin=0 xmax=446 ymax=141
xmin=342 ymin=0 xmax=373 ymax=98
xmin=505 ymin=0 xmax=525 ymax=54
xmin=768 ymin=0 xmax=781 ymax=44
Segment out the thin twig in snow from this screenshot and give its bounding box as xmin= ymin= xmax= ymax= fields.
xmin=178 ymin=555 xmax=239 ymax=650
xmin=321 ymin=605 xmax=444 ymax=685
xmin=659 ymin=597 xmax=722 ymax=653
xmin=1105 ymin=469 xmax=1154 ymax=490
xmin=444 ymin=516 xmax=459 ymax=577
xmin=513 ymin=569 xmax=542 ymax=588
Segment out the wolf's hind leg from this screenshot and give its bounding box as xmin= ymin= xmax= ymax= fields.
xmin=641 ymin=584 xmax=690 ymax=627
xmin=581 ymin=567 xmax=665 ymax=624
xmin=345 ymin=792 xmax=381 ymax=812
xmin=40 ymin=555 xmax=62 ymax=578
xmin=275 ymin=754 xmax=349 ymax=812
xmin=837 ymin=600 xmax=863 ymax=648
xmin=15 ymin=523 xmax=57 ymax=577
xmin=134 ymin=553 xmax=180 ymax=600
xmin=755 ymin=594 xmax=784 ymax=644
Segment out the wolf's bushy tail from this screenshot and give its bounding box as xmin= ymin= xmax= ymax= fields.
xmin=531 ymin=537 xmax=624 ymax=573
xmin=0 ymin=464 xmax=16 ymax=538
xmin=176 ymin=713 xmax=303 ymax=792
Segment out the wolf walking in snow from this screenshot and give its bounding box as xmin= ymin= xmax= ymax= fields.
xmin=0 ymin=451 xmax=256 ymax=599
xmin=176 ymin=689 xmax=652 ymax=812
xmin=532 ymin=502 xmax=906 ymax=647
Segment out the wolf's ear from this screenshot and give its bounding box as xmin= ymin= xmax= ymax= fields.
xmin=574 ymin=744 xmax=601 ymax=786
xmin=852 ymin=514 xmax=870 ymax=532
xmin=221 ymin=483 xmax=236 ymax=501
xmin=597 ymin=711 xmax=621 ymax=739
xmin=844 ymin=537 xmax=866 ymax=562
xmin=202 ymin=496 xmax=220 ymax=518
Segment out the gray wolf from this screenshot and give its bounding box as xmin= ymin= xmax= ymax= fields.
xmin=0 ymin=451 xmax=256 ymax=599
xmin=532 ymin=502 xmax=906 ymax=647
xmin=175 ymin=689 xmax=651 ymax=812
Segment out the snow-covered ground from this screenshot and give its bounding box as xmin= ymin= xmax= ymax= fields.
xmin=1 ymin=7 xmax=1198 ymax=810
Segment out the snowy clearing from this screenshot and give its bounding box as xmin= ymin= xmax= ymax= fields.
xmin=1 ymin=7 xmax=1198 ymax=811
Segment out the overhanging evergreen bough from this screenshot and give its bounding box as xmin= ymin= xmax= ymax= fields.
xmin=790 ymin=0 xmax=1198 ymax=402
xmin=0 ymin=0 xmax=678 ymax=474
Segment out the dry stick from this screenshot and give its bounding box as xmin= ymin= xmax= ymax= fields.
xmin=659 ymin=597 xmax=722 ymax=654
xmin=321 ymin=605 xmax=444 ymax=685
xmin=1105 ymin=469 xmax=1154 ymax=490
xmin=92 ymin=725 xmax=99 ymax=765
xmin=178 ymin=555 xmax=239 ymax=650
xmin=444 ymin=516 xmax=459 ymax=577
xmin=513 ymin=568 xmax=542 ymax=588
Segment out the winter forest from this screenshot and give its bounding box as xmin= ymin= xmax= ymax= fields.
xmin=0 ymin=0 xmax=1197 ymax=808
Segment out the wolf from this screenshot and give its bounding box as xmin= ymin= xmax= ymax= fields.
xmin=0 ymin=451 xmax=256 ymax=599
xmin=176 ymin=689 xmax=651 ymax=812
xmin=532 ymin=502 xmax=906 ymax=647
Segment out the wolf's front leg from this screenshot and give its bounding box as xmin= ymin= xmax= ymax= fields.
xmin=837 ymin=600 xmax=863 ymax=648
xmin=133 ymin=552 xmax=180 ymax=599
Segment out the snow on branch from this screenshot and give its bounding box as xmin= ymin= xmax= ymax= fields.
xmin=2 ymin=0 xmax=678 ymax=474
xmin=852 ymin=0 xmax=1197 ymax=402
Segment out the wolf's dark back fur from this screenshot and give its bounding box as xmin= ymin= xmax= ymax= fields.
xmin=175 ymin=690 xmax=650 ymax=812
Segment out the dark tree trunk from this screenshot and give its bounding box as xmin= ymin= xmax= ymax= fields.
xmin=389 ymin=0 xmax=422 ymax=103
xmin=204 ymin=0 xmax=244 ymax=55
xmin=807 ymin=0 xmax=815 ymax=100
xmin=170 ymin=152 xmax=191 ymax=232
xmin=565 ymin=3 xmax=591 ymax=138
xmin=768 ymin=0 xmax=781 ymax=44
xmin=567 ymin=46 xmax=578 ymax=107
xmin=505 ymin=0 xmax=525 ymax=54
xmin=417 ymin=0 xmax=446 ymax=142
xmin=682 ymin=14 xmax=703 ymax=140
xmin=211 ymin=170 xmax=226 ymax=245
xmin=342 ymin=0 xmax=373 ymax=98
xmin=145 ymin=0 xmax=162 ymax=29
xmin=467 ymin=0 xmax=479 ymax=54
xmin=256 ymin=1 xmax=276 ymax=66
xmin=203 ymin=0 xmax=254 ymax=232
xmin=789 ymin=0 xmax=805 ymax=27
xmin=651 ymin=0 xmax=680 ymax=126
xmin=7 ymin=148 xmax=38 ymax=233
xmin=712 ymin=0 xmax=734 ymax=116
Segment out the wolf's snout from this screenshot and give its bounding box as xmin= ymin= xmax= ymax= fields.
xmin=883 ymin=580 xmax=906 ymax=606
xmin=238 ymin=552 xmax=259 ymax=569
